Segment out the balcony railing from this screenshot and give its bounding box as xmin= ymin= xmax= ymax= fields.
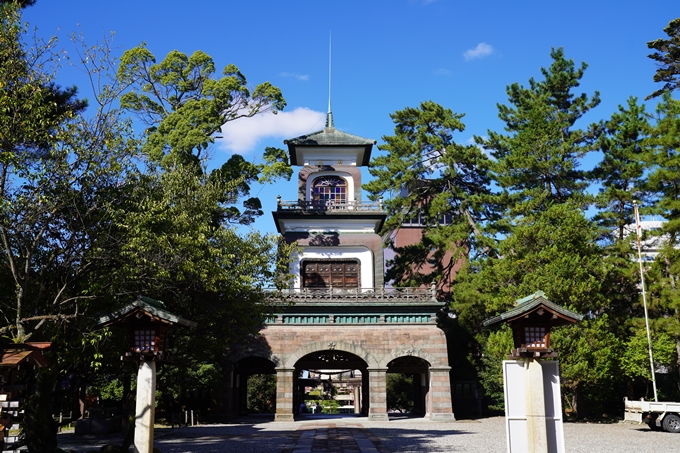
xmin=276 ymin=197 xmax=384 ymax=212
xmin=265 ymin=286 xmax=438 ymax=302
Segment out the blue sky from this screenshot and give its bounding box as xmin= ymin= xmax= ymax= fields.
xmin=23 ymin=1 xmax=679 ymax=235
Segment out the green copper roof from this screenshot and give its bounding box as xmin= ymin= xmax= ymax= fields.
xmin=285 ymin=127 xmax=376 ymax=147
xmin=482 ymin=291 xmax=583 ymax=327
xmin=97 ymin=295 xmax=197 ymax=329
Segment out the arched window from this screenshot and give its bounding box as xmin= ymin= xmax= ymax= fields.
xmin=312 ymin=176 xmax=347 ymax=206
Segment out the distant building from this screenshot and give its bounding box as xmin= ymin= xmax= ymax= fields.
xmin=626 ymin=219 xmax=675 ymax=260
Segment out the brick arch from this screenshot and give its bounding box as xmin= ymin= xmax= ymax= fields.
xmin=383 ymin=346 xmax=435 ymax=368
xmin=285 ymin=340 xmax=379 ymax=369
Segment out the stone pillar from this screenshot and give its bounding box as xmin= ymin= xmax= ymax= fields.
xmin=367 ymin=367 xmax=389 ymax=421
xmin=275 ymin=367 xmax=295 ymax=421
xmin=362 ymin=370 xmax=369 ymax=416
xmin=428 ymin=366 xmax=455 ymax=421
xmin=525 ymin=359 xmax=548 ymax=453
xmin=414 ymin=372 xmax=426 ymax=415
xmin=221 ymin=368 xmax=234 ymax=421
xmin=239 ymin=374 xmax=249 ymax=415
xmin=134 ymin=361 xmax=156 ymax=453
xmin=354 ymin=384 xmax=361 ymax=414
xmin=231 ymin=373 xmax=241 ymax=417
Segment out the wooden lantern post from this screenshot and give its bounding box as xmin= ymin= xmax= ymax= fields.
xmin=98 ymin=296 xmax=196 ymax=453
xmin=483 ymin=291 xmax=582 ymax=453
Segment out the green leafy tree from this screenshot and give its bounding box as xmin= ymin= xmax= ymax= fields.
xmin=552 ymin=316 xmax=622 ymax=419
xmin=247 ymin=374 xmax=276 ymax=413
xmin=0 ymin=4 xmax=136 ymax=343
xmin=386 ymin=373 xmax=414 ymax=413
xmin=646 ymin=18 xmax=680 ymax=100
xmin=620 ymin=327 xmax=677 ymax=400
xmin=365 ymin=101 xmax=498 ymax=290
xmin=591 ymin=97 xmax=651 ymax=241
xmin=643 ymin=93 xmax=680 ymax=385
xmin=478 ymin=326 xmax=513 ymax=411
xmin=479 ymin=47 xmax=601 ymax=216
xmin=117 ymin=44 xmax=291 ymax=224
xmin=588 ymin=98 xmax=650 ymax=338
xmin=452 ymin=49 xmax=617 ymax=419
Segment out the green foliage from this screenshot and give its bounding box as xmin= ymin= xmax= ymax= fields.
xmin=646 ymin=93 xmax=680 ymax=239
xmin=552 ymin=316 xmax=622 ymax=417
xmin=646 ymin=18 xmax=680 ymax=100
xmin=116 ymin=44 xmax=290 ymax=225
xmin=621 ymin=328 xmax=677 ymax=383
xmin=478 ymin=326 xmax=513 ymax=411
xmin=246 ymin=374 xmax=276 ymax=413
xmin=591 ymin=97 xmax=651 ymax=242
xmin=479 ymin=47 xmax=600 ymax=215
xmin=365 ymin=101 xmax=497 ymax=289
xmin=20 ymin=367 xmax=58 ymax=453
xmin=0 ymin=3 xmax=138 ymax=343
xmin=386 ymin=373 xmax=414 ymax=413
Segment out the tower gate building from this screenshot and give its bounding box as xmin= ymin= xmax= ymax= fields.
xmin=226 ymin=113 xmax=455 ymax=422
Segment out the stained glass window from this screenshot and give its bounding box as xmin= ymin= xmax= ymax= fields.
xmin=312 ymin=176 xmax=347 ymax=205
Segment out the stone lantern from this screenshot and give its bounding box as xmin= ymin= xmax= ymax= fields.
xmin=98 ymin=296 xmax=196 ymax=453
xmin=483 ymin=290 xmax=583 ymax=359
xmin=483 ymin=291 xmax=582 ymax=453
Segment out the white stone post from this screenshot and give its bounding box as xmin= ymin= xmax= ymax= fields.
xmin=134 ymin=360 xmax=156 ymax=453
xmin=525 ymin=359 xmax=548 ymax=453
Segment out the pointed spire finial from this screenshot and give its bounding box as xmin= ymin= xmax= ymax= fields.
xmin=326 ymin=31 xmax=334 ymax=129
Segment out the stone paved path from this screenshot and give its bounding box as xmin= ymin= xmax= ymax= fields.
xmin=286 ymin=423 xmax=388 ymax=453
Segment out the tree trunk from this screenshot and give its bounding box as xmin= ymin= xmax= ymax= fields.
xmin=574 ymin=385 xmax=587 ymax=420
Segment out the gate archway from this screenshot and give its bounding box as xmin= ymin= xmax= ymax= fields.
xmin=231 ymin=356 xmax=277 ymax=416
xmin=294 ymin=349 xmax=368 ymax=416
xmin=387 ymin=356 xmax=431 ymax=417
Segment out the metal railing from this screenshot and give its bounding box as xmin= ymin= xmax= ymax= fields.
xmin=266 ymin=285 xmax=438 ymax=302
xmin=276 ymin=197 xmax=384 ymax=212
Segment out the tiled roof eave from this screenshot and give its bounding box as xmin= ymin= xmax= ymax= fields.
xmin=483 ymin=297 xmax=583 ymax=327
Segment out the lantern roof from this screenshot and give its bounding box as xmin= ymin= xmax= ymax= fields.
xmin=97 ymin=295 xmax=197 ymax=329
xmin=0 ymin=343 xmax=50 ymax=368
xmin=482 ymin=290 xmax=583 ymax=328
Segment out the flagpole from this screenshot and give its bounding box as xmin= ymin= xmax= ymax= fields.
xmin=634 ymin=201 xmax=658 ymax=401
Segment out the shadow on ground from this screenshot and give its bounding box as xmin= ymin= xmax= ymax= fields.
xmin=57 ymin=414 xmax=476 ymax=453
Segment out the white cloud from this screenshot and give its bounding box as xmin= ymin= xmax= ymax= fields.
xmin=280 ymin=72 xmax=309 ymax=81
xmin=218 ymin=107 xmax=325 ymax=154
xmin=463 ymin=43 xmax=494 ymax=61
xmin=434 ymin=68 xmax=452 ymax=76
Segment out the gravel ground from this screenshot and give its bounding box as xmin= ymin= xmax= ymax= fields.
xmin=56 ymin=415 xmax=679 ymax=452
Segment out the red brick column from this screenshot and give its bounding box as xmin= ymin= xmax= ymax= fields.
xmin=428 ymin=366 xmax=455 ymax=421
xmin=367 ymin=367 xmax=389 ymax=421
xmin=275 ymin=367 xmax=295 ymax=421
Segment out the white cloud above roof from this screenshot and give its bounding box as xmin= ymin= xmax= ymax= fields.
xmin=280 ymin=72 xmax=309 ymax=81
xmin=218 ymin=107 xmax=326 ymax=154
xmin=463 ymin=43 xmax=494 ymax=61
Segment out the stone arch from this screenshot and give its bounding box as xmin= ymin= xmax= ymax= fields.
xmin=285 ymin=340 xmax=379 ymax=369
xmin=382 ymin=345 xmax=435 ymax=368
